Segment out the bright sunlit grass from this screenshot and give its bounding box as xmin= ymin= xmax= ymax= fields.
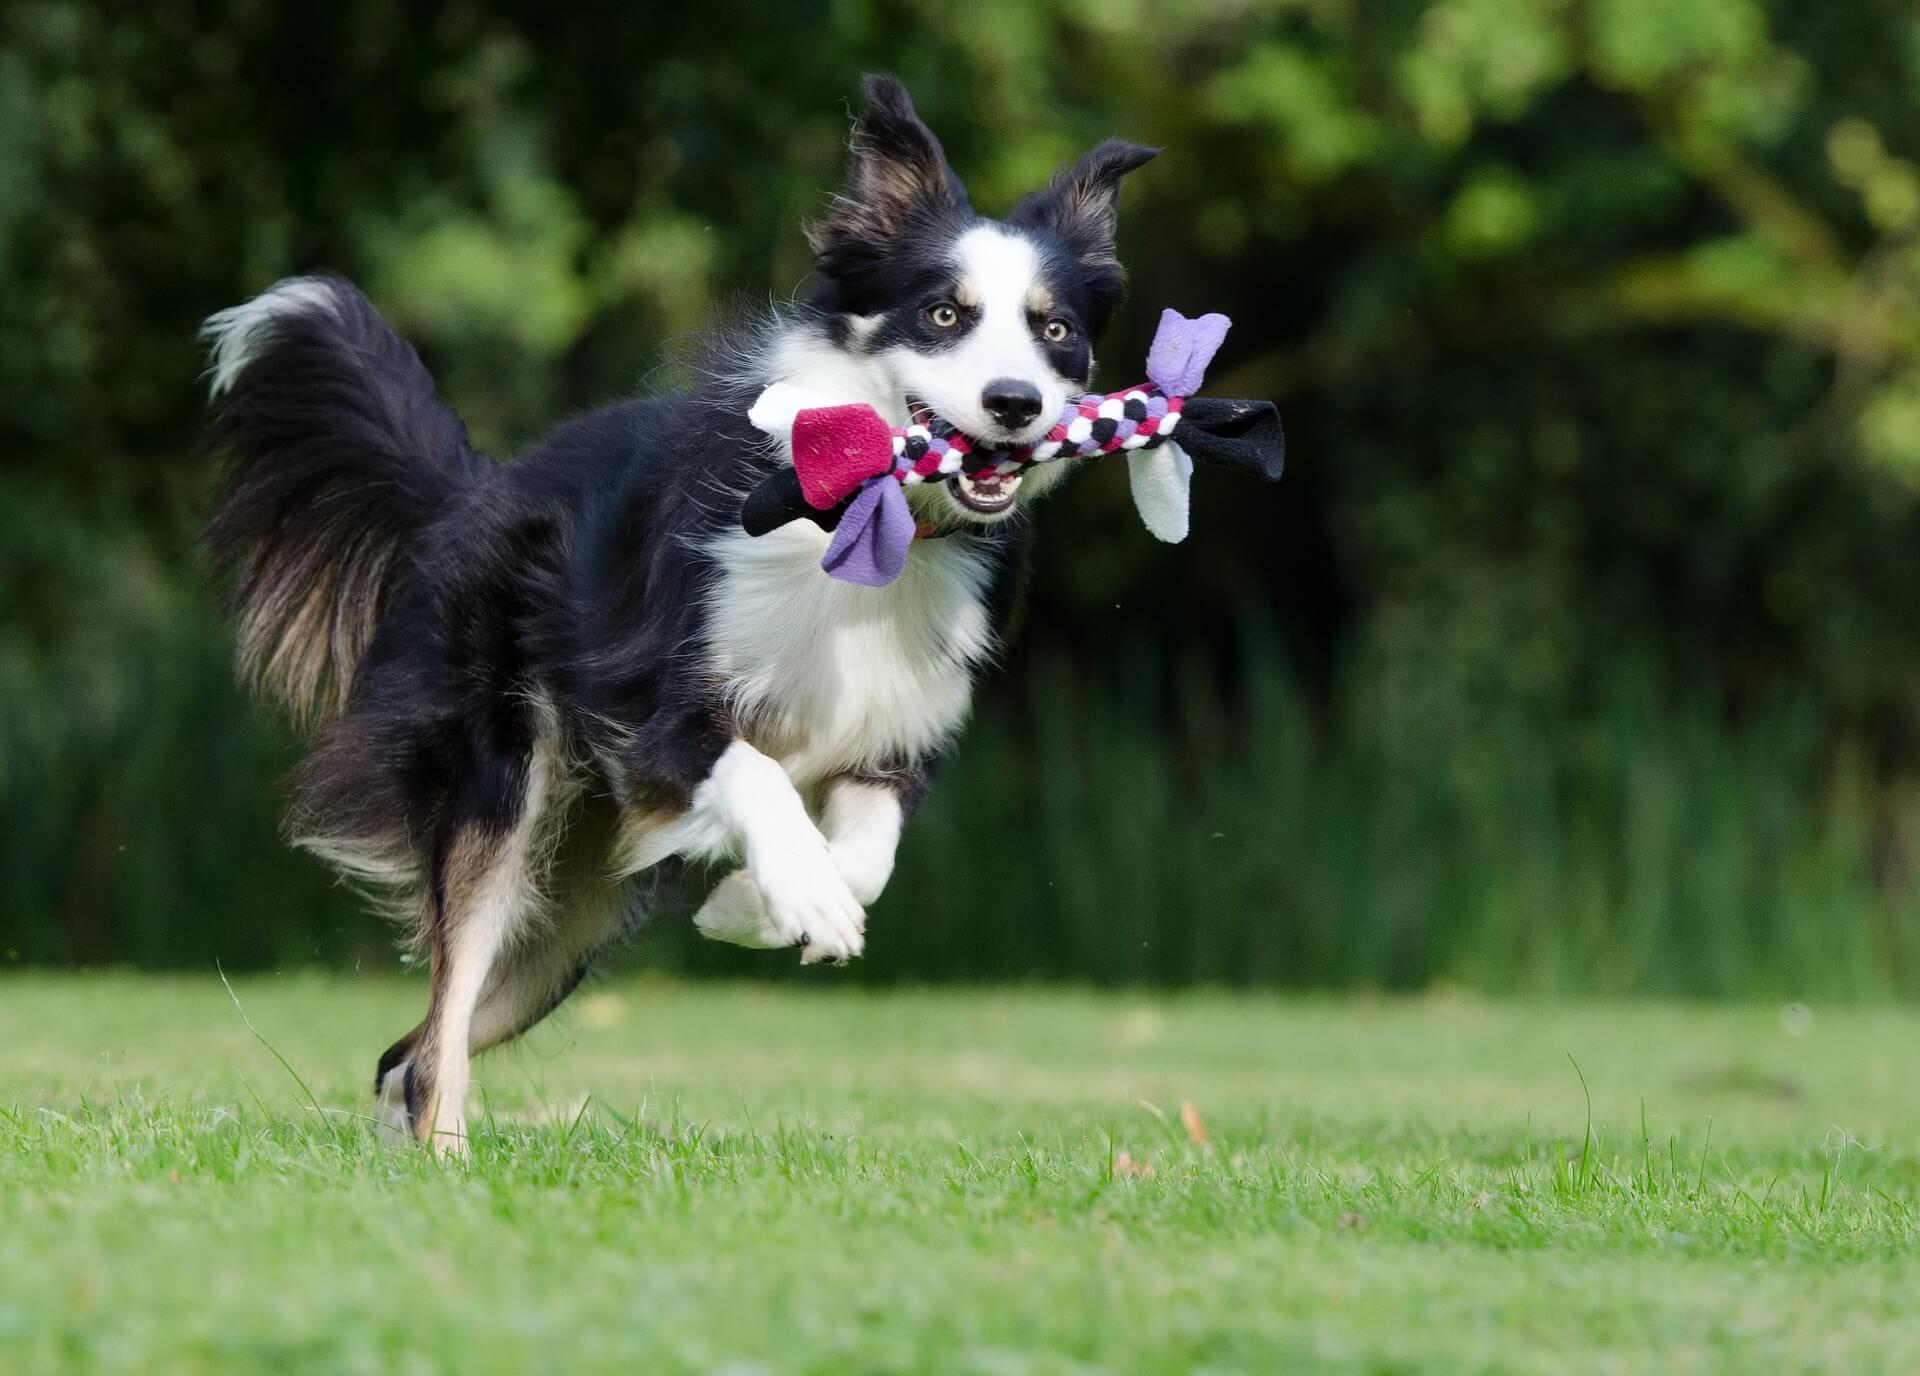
xmin=2 ymin=974 xmax=1917 ymax=1373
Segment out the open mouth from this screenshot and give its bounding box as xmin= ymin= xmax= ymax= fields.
xmin=900 ymin=396 xmax=1028 ymax=517
xmin=950 ymin=469 xmax=1022 ymax=515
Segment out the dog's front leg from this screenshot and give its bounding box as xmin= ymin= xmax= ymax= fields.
xmin=694 ymin=775 xmax=904 ymax=961
xmin=821 ymin=778 xmax=904 ymax=905
xmin=689 ymin=742 xmax=866 ymax=963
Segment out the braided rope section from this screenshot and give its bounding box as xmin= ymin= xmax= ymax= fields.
xmin=887 ymin=384 xmax=1185 ymax=488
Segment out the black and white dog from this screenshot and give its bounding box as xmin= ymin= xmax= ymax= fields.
xmin=204 ymin=77 xmax=1159 ymax=1151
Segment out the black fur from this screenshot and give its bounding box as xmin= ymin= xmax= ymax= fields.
xmin=806 ymin=74 xmax=973 ymax=297
xmin=203 ymin=277 xmax=488 ymax=726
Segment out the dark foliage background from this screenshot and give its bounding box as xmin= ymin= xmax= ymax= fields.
xmin=7 ymin=0 xmax=1920 ymax=994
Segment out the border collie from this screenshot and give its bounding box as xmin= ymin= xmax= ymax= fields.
xmin=203 ymin=76 xmax=1158 ymax=1152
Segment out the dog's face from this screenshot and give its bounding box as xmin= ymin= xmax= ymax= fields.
xmin=807 ymin=77 xmax=1156 ymax=524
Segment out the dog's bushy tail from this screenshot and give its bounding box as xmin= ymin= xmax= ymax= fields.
xmin=202 ymin=275 xmax=485 ymax=728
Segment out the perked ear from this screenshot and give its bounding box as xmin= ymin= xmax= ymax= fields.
xmin=1011 ymin=140 xmax=1159 ymax=269
xmin=807 ymin=75 xmax=969 ymax=254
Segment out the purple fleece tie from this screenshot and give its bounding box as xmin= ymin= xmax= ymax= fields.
xmin=820 ymin=478 xmax=914 ymax=587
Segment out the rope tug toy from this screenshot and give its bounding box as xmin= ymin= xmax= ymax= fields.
xmin=741 ymin=309 xmax=1287 ymax=586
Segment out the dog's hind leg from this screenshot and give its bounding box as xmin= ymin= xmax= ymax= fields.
xmin=469 ymin=885 xmax=629 ymax=1050
xmin=406 ymin=836 xmax=538 ymax=1156
xmin=374 ymin=900 xmax=625 ymax=1142
xmin=375 ymin=791 xmax=628 ymax=1143
xmin=396 ymin=737 xmax=571 ymax=1157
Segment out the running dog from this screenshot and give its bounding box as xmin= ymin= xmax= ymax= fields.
xmin=203 ymin=76 xmax=1158 ymax=1151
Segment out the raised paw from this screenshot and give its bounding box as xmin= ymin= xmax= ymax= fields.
xmin=751 ymin=842 xmax=866 ymax=964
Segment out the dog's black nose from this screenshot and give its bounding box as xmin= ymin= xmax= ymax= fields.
xmin=981 ymin=379 xmax=1043 ymax=429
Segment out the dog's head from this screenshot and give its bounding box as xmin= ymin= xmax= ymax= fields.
xmin=805 ymin=76 xmax=1156 ymax=523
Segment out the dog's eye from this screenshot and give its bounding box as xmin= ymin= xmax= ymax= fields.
xmin=1043 ymin=319 xmax=1073 ymax=344
xmin=927 ymin=302 xmax=959 ymax=329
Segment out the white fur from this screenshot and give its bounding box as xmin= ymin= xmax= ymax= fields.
xmin=768 ymin=328 xmax=905 ymax=422
xmin=693 ymin=869 xmax=790 ymax=948
xmin=703 ymin=521 xmax=993 ymax=785
xmin=879 ymin=226 xmax=1067 ymax=447
xmin=200 ymin=276 xmax=343 ymax=397
xmin=822 ymin=778 xmax=904 ymax=904
xmin=290 ymin=833 xmax=418 ymax=931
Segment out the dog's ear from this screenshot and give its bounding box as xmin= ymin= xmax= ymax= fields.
xmin=807 ymin=76 xmax=969 ymax=256
xmin=1011 ymin=140 xmax=1159 ymax=271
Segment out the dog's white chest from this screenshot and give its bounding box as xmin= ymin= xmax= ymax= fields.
xmin=703 ymin=525 xmax=994 ymax=783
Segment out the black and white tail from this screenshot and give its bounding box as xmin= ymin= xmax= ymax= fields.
xmin=201 ymin=275 xmax=485 ymax=727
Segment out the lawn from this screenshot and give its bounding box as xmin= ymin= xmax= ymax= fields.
xmin=2 ymin=974 xmax=1917 ymax=1374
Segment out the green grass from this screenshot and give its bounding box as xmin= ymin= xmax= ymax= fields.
xmin=3 ymin=975 xmax=1919 ymax=1373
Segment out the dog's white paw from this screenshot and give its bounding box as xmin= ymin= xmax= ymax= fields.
xmin=693 ymin=869 xmax=788 ymax=948
xmin=751 ymin=842 xmax=866 ymax=964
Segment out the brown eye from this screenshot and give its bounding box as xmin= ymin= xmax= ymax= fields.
xmin=927 ymin=302 xmax=959 ymax=328
xmin=1043 ymin=319 xmax=1072 ymax=343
